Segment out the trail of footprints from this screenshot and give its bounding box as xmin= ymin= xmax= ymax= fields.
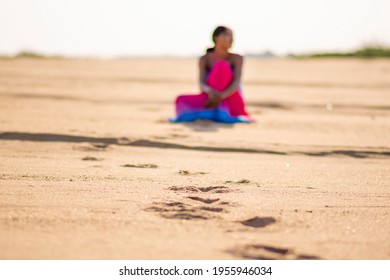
xmin=79 ymin=142 xmax=320 ymax=259
xmin=145 ymin=185 xmax=275 ymax=226
xmin=145 ymin=186 xmax=235 ymax=220
xmin=147 ymin=186 xmax=278 ymax=227
xmin=144 ymin=184 xmax=320 ymax=260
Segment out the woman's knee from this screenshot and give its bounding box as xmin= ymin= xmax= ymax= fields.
xmin=208 ymin=61 xmax=233 ymax=82
xmin=175 ymin=95 xmax=186 ymax=105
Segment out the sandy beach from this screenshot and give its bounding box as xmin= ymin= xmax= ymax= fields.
xmin=0 ymin=57 xmax=389 ymax=259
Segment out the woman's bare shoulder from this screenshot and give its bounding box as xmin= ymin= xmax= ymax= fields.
xmin=199 ymin=54 xmax=209 ymax=63
xmin=199 ymin=54 xmax=208 ymax=68
xmin=200 ymin=53 xmax=211 ymax=59
xmin=228 ymin=53 xmax=243 ymax=69
xmin=230 ymin=53 xmax=243 ymax=61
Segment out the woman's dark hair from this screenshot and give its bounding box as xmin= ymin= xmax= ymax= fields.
xmin=206 ymin=26 xmax=229 ymax=53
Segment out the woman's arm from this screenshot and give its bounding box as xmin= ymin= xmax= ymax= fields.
xmin=220 ymin=54 xmax=243 ymax=99
xmin=199 ymin=55 xmax=211 ymax=93
xmin=199 ymin=55 xmax=219 ymax=95
xmin=199 ymin=55 xmax=223 ymax=109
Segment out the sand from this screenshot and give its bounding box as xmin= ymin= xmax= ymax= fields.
xmin=0 ymin=57 xmax=389 ymax=259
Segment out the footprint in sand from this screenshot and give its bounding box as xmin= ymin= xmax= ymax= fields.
xmin=82 ymin=156 xmax=104 ymax=161
xmin=178 ymin=170 xmax=208 ymax=175
xmin=219 ymin=201 xmax=240 ymax=207
xmin=198 ymin=206 xmax=225 ymax=213
xmin=186 ymin=196 xmax=239 ymax=207
xmin=145 ymin=185 xmax=240 ymax=221
xmin=239 ymin=216 xmax=276 ymax=228
xmin=121 ymin=163 xmax=158 ymax=168
xmin=226 ymin=244 xmax=320 ymax=260
xmin=74 ymin=143 xmax=109 ymax=152
xmin=225 ymin=179 xmax=251 ymax=184
xmin=144 ymin=201 xmax=226 ymax=220
xmin=186 ymin=196 xmax=220 ymax=204
xmin=91 ymin=143 xmax=110 ymax=149
xmin=168 ymin=186 xmax=236 ymax=194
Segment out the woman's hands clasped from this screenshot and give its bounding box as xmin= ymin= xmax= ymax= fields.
xmin=204 ymin=90 xmax=222 ymax=109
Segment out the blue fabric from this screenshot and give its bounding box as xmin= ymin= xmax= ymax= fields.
xmin=169 ymin=109 xmax=251 ymax=123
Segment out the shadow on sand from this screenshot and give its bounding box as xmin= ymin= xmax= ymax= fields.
xmin=1 ymin=131 xmax=389 ymax=159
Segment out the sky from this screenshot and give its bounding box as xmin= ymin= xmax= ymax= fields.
xmin=0 ymin=0 xmax=389 ymax=57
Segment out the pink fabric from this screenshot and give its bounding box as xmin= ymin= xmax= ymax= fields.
xmin=174 ymin=60 xmax=251 ymax=120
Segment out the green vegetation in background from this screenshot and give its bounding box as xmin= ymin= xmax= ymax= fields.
xmin=0 ymin=51 xmax=64 ymax=59
xmin=292 ymin=44 xmax=390 ymax=59
xmin=1 ymin=44 xmax=390 ymax=59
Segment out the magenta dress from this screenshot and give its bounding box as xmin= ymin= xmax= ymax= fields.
xmin=170 ymin=60 xmax=252 ymax=123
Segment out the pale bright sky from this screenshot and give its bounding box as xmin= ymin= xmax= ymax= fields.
xmin=1 ymin=0 xmax=389 ymax=57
